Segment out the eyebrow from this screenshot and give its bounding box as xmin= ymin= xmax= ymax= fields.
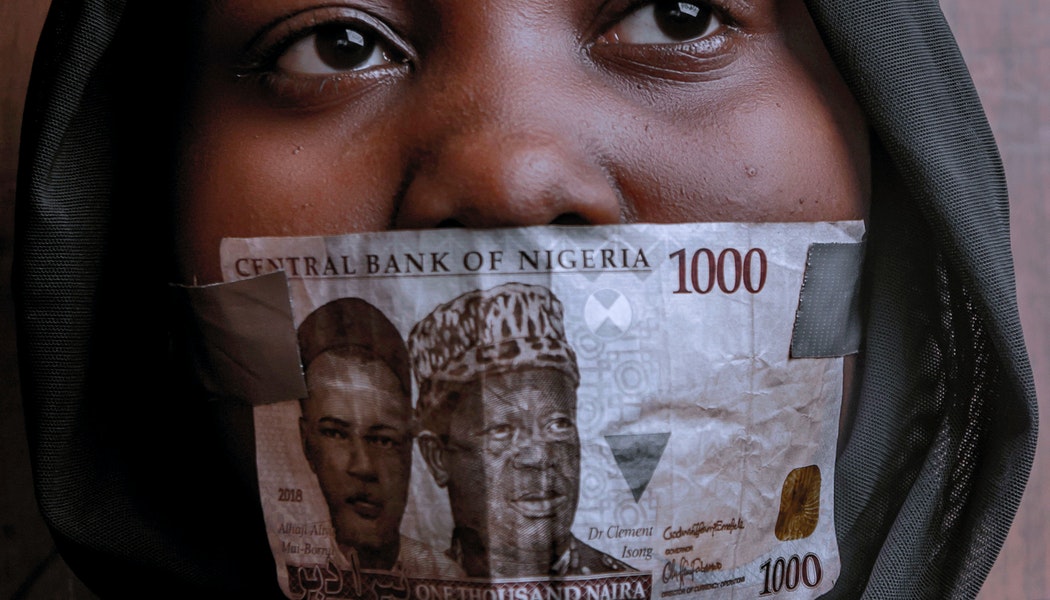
xmin=204 ymin=0 xmax=402 ymax=16
xmin=318 ymin=416 xmax=351 ymax=428
xmin=316 ymin=417 xmax=405 ymax=433
xmin=367 ymin=424 xmax=405 ymax=435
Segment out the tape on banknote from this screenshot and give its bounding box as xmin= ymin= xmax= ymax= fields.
xmin=790 ymin=241 xmax=866 ymax=358
xmin=171 ymin=271 xmax=306 ymax=405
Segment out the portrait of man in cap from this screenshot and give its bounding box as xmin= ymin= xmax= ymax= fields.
xmin=409 ymin=283 xmax=633 ymax=578
xmin=297 ymin=297 xmax=462 ymax=577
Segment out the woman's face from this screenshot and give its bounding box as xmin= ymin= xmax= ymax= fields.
xmin=176 ymin=0 xmax=869 ymax=284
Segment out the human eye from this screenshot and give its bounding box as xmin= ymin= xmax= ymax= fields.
xmin=239 ymin=7 xmax=413 ymax=105
xmin=485 ymin=424 xmax=515 ymax=443
xmin=365 ymin=433 xmax=403 ymax=449
xmin=545 ymin=416 xmax=576 ymax=438
xmin=365 ymin=426 xmax=405 ymax=449
xmin=589 ymin=0 xmax=738 ymax=81
xmin=277 ymin=22 xmax=398 ymax=76
xmin=319 ymin=426 xmax=349 ymax=440
xmin=599 ymin=1 xmax=724 ymax=46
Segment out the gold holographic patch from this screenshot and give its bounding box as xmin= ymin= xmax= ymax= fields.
xmin=775 ymin=465 xmax=821 ymax=541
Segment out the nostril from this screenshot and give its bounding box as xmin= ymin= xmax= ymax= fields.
xmin=396 ymin=130 xmax=624 ymax=229
xmin=550 ymin=213 xmax=590 ymax=226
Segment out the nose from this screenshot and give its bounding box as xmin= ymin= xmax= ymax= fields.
xmin=345 ymin=437 xmax=377 ymax=480
xmin=511 ymin=433 xmax=556 ymax=470
xmin=396 ymin=129 xmax=624 ymax=228
xmin=393 ymin=39 xmax=624 ymax=228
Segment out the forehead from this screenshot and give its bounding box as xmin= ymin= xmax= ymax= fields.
xmin=456 ymin=368 xmax=578 ymax=416
xmin=303 ymin=352 xmax=411 ymax=422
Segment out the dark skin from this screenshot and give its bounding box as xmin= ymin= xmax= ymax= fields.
xmin=418 ymin=369 xmax=582 ymax=577
xmin=300 ymin=352 xmax=413 ymax=570
xmin=174 ymin=0 xmax=868 ymax=568
xmin=175 ymin=0 xmax=869 ymax=284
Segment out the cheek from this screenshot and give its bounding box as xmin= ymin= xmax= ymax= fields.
xmin=553 ymin=441 xmax=580 ymax=484
xmin=314 ymin=448 xmax=347 ymax=485
xmin=447 ymin=454 xmax=502 ymax=517
xmin=175 ymin=88 xmax=407 ymax=283
xmin=379 ymin=448 xmax=412 ymax=484
xmin=623 ymin=101 xmax=867 ymax=223
xmin=618 ymin=59 xmax=869 ymax=224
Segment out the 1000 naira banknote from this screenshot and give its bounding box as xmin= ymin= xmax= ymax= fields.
xmin=217 ymin=221 xmax=865 ymax=599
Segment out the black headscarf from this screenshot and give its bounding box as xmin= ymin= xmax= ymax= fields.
xmin=15 ymin=0 xmax=1037 ymax=597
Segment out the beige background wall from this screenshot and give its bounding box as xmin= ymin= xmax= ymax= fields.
xmin=1 ymin=1 xmax=1046 ymax=597
xmin=940 ymin=1 xmax=1050 ymax=597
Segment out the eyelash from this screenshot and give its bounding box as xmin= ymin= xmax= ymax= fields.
xmin=236 ymin=1 xmax=740 ymax=104
xmin=594 ymin=0 xmax=735 ymax=40
xmin=588 ymin=0 xmax=740 ymax=82
xmin=236 ymin=8 xmax=413 ymax=104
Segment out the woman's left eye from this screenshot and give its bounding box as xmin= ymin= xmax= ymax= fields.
xmin=600 ymin=1 xmax=723 ymax=45
xmin=276 ymin=23 xmax=402 ymax=75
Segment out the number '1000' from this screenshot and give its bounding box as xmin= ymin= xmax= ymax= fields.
xmin=759 ymin=553 xmax=823 ymax=595
xmin=669 ymin=248 xmax=767 ymax=294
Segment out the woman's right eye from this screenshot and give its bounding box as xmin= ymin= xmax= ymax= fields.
xmin=276 ymin=23 xmax=402 ymax=76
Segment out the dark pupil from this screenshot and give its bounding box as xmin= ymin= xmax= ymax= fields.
xmin=653 ymin=1 xmax=713 ymax=41
xmin=314 ymin=25 xmax=376 ymax=70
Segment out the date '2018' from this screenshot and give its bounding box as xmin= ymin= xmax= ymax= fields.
xmin=278 ymin=488 xmax=303 ymax=502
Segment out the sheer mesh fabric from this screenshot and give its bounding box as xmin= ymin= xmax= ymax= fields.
xmin=15 ymin=0 xmax=1037 ymax=597
xmin=805 ymin=1 xmax=1037 ymax=597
